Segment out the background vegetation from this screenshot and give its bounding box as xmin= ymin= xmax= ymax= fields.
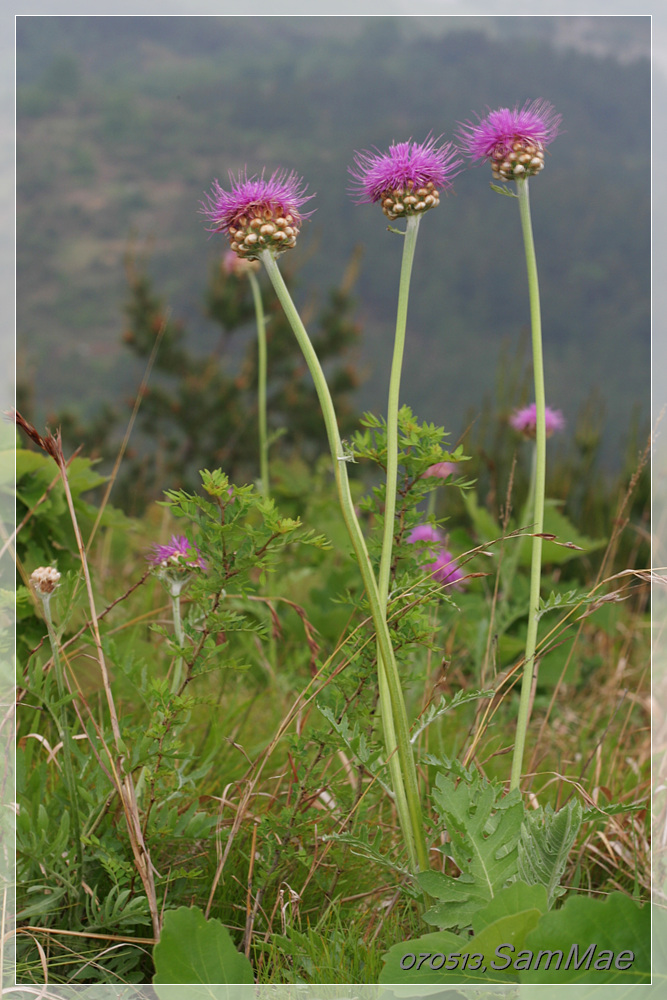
xmin=12 ymin=13 xmax=652 ymax=990
xmin=17 ymin=15 xmax=650 ymax=477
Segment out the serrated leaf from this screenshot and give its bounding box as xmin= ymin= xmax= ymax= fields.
xmin=317 ymin=703 xmax=392 ymax=795
xmin=411 ymin=689 xmax=494 ymax=744
xmin=419 ymin=773 xmax=525 ymax=931
xmin=152 ymin=906 xmax=254 ymax=988
xmin=522 ymin=501 xmax=606 ymax=566
xmin=517 ymin=799 xmax=583 ymax=907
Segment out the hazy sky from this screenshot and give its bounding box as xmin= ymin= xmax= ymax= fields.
xmin=6 ymin=3 xmax=663 ymax=463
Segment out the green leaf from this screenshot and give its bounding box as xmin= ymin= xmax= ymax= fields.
xmin=411 ymin=688 xmax=494 ymax=745
xmin=519 ymin=892 xmax=650 ymax=984
xmin=517 ymin=799 xmax=583 ymax=907
xmin=419 ymin=772 xmax=525 ymax=931
xmin=462 ymin=491 xmax=500 ymax=546
xmin=152 ymin=906 xmax=254 ymax=990
xmin=379 ymin=929 xmax=468 ymax=987
xmin=379 ymin=887 xmax=547 ymax=986
xmin=490 ymin=182 xmax=518 ymax=197
xmin=472 ymin=881 xmax=549 ymax=932
xmin=523 ymin=500 xmax=606 ymax=566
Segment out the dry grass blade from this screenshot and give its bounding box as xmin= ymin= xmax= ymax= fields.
xmin=12 ymin=411 xmax=161 ymax=940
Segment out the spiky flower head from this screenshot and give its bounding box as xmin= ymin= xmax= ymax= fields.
xmin=149 ymin=535 xmax=207 ymax=572
xmin=349 ymin=136 xmax=462 ymax=221
xmin=457 ymin=100 xmax=561 ymax=183
xmin=202 ymin=169 xmax=314 ymax=260
xmin=149 ymin=535 xmax=207 ymax=597
xmin=510 ymin=403 xmax=565 ymax=440
xmin=406 ymin=525 xmax=464 ymax=588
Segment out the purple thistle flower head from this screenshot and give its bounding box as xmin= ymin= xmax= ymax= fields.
xmin=407 ymin=524 xmax=443 ymax=545
xmin=349 ymin=135 xmax=462 ymax=221
xmin=422 ymin=461 xmax=457 ymax=481
xmin=406 ymin=524 xmax=465 ymax=589
xmin=148 ymin=534 xmax=207 ymax=572
xmin=457 ymin=100 xmax=561 ymax=183
xmin=222 ymin=249 xmax=260 ymax=277
xmin=430 ymin=549 xmax=465 ymax=588
xmin=510 ymin=403 xmax=565 ymax=440
xmin=201 ymin=168 xmax=314 ymax=259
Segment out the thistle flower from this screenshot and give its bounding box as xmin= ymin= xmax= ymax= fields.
xmin=510 ymin=403 xmax=565 ymax=439
xmin=148 ymin=535 xmax=207 ymax=572
xmin=202 ymin=169 xmax=314 ymax=259
xmin=349 ymin=136 xmax=462 ymax=220
xmin=406 ymin=524 xmax=464 ymax=588
xmin=222 ymin=249 xmax=260 ymax=277
xmin=457 ymin=100 xmax=562 ymax=182
xmin=422 ymin=461 xmax=457 ymax=481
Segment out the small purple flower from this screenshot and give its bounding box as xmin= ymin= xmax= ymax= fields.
xmin=202 ymin=169 xmax=314 ymax=259
xmin=510 ymin=403 xmax=565 ymax=440
xmin=406 ymin=524 xmax=464 ymax=589
xmin=222 ymin=249 xmax=260 ymax=277
xmin=349 ymin=135 xmax=462 ymax=220
xmin=457 ymin=100 xmax=561 ymax=182
xmin=422 ymin=461 xmax=457 ymax=481
xmin=148 ymin=535 xmax=207 ymax=572
xmin=407 ymin=524 xmax=442 ymax=545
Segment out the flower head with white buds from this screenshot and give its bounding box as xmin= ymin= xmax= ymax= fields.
xmin=349 ymin=135 xmax=462 ymax=221
xmin=30 ymin=566 xmax=61 ymax=597
xmin=202 ymin=169 xmax=314 ymax=260
xmin=457 ymin=100 xmax=562 ymax=183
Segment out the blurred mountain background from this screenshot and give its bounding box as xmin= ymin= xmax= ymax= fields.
xmin=16 ymin=14 xmax=650 ymax=481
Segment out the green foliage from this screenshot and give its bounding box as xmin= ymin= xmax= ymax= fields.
xmin=419 ymin=773 xmax=525 ymax=932
xmin=519 ymin=892 xmax=650 ymax=984
xmin=380 ymin=886 xmax=650 ymax=987
xmin=153 ymin=906 xmax=254 ymax=986
xmin=380 ymin=882 xmax=548 ymax=985
xmin=47 ymin=256 xmax=364 ymax=515
xmin=379 ymin=770 xmax=611 ymax=985
xmin=17 ymin=19 xmax=649 ymax=479
xmin=517 ymin=799 xmax=583 ymax=908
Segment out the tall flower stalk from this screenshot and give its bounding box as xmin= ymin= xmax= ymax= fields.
xmin=348 ymin=137 xmax=461 ymax=612
xmin=224 ymin=252 xmax=270 ymax=496
xmin=248 ymin=270 xmax=270 ymax=497
xmin=349 ymin=136 xmax=461 ymax=863
xmin=458 ymin=100 xmax=562 ymax=790
xmin=30 ymin=567 xmax=85 ymax=920
xmin=260 ymin=250 xmax=425 ymax=871
xmin=201 ymin=161 xmax=468 ymax=872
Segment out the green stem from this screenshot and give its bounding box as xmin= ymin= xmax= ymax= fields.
xmin=261 ymin=249 xmax=428 ymax=873
xmin=248 ymin=270 xmax=270 ymax=497
xmin=375 ymin=215 xmax=421 ymax=871
xmin=170 ymin=591 xmax=185 ymax=695
xmin=378 ymin=214 xmax=420 ymax=606
xmin=500 ymin=444 xmax=537 ymax=617
xmin=41 ymin=597 xmax=85 ymax=917
xmin=510 ymin=179 xmax=547 ymax=791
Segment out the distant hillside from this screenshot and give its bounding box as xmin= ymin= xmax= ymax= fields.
xmin=16 ymin=15 xmax=650 ymax=470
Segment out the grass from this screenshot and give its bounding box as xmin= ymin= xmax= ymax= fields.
xmin=12 ymin=399 xmax=651 ymax=986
